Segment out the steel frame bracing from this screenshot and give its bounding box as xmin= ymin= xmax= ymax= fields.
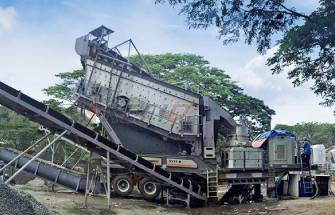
xmin=0 ymin=129 xmax=113 ymax=209
xmin=4 ymin=131 xmax=67 ymax=184
xmin=0 ymin=81 xmax=206 ymax=203
xmin=0 ymin=141 xmax=102 ymax=194
xmin=0 ymin=132 xmax=52 ymax=175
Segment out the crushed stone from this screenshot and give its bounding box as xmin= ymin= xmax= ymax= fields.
xmin=0 ymin=184 xmax=57 ymax=215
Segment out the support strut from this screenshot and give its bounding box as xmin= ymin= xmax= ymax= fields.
xmin=5 ymin=130 xmax=67 ymax=184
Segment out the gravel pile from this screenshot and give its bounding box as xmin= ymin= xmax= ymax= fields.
xmin=0 ymin=184 xmax=56 ymax=215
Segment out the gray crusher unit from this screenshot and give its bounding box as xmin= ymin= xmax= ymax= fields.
xmin=74 ymin=26 xmax=236 ymax=174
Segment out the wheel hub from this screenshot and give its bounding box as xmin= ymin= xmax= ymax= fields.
xmin=117 ymin=179 xmax=130 ymax=192
xmin=144 ymin=182 xmax=157 ymax=195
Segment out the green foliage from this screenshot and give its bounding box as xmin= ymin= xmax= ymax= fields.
xmin=43 ymin=99 xmax=63 ymax=112
xmin=131 ymin=53 xmax=275 ymax=134
xmin=274 ymin=122 xmax=335 ymax=147
xmin=267 ymin=0 xmax=335 ymax=107
xmin=156 ymin=0 xmax=308 ymax=53
xmin=0 ymin=69 xmax=87 ymax=157
xmin=157 ymin=0 xmax=335 ymax=108
xmin=43 ymin=84 xmax=72 ymax=101
xmin=43 ymin=69 xmax=87 ymax=123
xmin=43 ymin=70 xmax=85 ymax=102
xmin=0 ymin=106 xmax=42 ymax=150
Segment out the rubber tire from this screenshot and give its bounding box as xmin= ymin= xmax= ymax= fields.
xmin=138 ymin=178 xmax=162 ymax=200
xmin=113 ymin=175 xmax=134 ymax=196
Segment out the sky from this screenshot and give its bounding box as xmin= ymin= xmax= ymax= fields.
xmin=0 ymin=0 xmax=333 ymax=127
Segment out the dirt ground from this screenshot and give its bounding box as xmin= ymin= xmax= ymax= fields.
xmin=14 ymin=180 xmax=335 ymax=215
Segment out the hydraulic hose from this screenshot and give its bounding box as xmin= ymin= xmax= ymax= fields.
xmin=310 ymin=177 xmax=319 ymax=200
xmin=275 ymin=171 xmax=287 ymax=198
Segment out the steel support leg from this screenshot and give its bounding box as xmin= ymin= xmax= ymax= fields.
xmin=186 ymin=194 xmax=191 ymax=208
xmin=5 ymin=131 xmax=66 ymax=184
xmin=88 ymin=170 xmax=97 ymax=195
xmin=50 ymin=138 xmax=56 ymax=192
xmin=107 ymin=151 xmax=111 ymax=210
xmin=166 ymin=188 xmax=169 ymax=206
xmin=85 ymin=151 xmax=92 ymax=209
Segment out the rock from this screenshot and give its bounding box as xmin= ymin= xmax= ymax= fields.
xmin=26 ymin=178 xmax=46 ymax=187
xmin=0 ymin=184 xmax=56 ymax=215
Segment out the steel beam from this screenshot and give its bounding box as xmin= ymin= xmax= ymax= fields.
xmin=107 ymin=151 xmax=111 ymax=210
xmin=85 ymin=151 xmax=92 ymax=209
xmin=5 ymin=130 xmax=67 ymax=184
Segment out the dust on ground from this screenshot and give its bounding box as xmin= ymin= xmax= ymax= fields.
xmin=14 ymin=179 xmax=335 ymax=215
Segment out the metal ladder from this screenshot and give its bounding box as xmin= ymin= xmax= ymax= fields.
xmin=206 ymin=168 xmax=218 ymax=201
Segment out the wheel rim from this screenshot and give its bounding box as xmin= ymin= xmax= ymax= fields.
xmin=143 ymin=181 xmax=157 ymax=196
xmin=117 ymin=179 xmax=130 ymax=193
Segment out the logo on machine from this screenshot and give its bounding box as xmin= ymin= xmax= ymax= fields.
xmin=143 ymin=157 xmax=162 ymax=166
xmin=167 ymin=158 xmax=198 ymax=168
xmin=168 ymin=104 xmax=192 ymax=122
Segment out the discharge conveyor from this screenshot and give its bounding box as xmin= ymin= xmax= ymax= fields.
xmin=0 ymin=148 xmax=104 ymax=193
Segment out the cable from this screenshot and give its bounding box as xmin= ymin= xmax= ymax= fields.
xmin=310 ymin=177 xmax=319 ymax=200
xmin=275 ymin=171 xmax=287 ymax=198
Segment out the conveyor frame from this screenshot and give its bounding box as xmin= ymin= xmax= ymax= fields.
xmin=0 ymin=81 xmax=206 ymax=201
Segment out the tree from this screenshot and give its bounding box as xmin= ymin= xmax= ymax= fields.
xmin=43 ymin=70 xmax=86 ymax=122
xmin=0 ymin=106 xmax=41 ymax=150
xmin=0 ymin=70 xmax=86 ymax=159
xmin=43 ymin=69 xmax=85 ymax=103
xmin=267 ymin=1 xmax=335 ymax=107
xmin=156 ymin=0 xmax=335 ymax=108
xmin=274 ymin=122 xmax=335 ymax=147
xmin=131 ymin=53 xmax=275 ymax=134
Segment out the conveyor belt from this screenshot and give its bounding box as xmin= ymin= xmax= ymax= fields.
xmin=0 ymin=81 xmax=205 ymax=201
xmin=0 ymin=148 xmax=103 ymax=193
